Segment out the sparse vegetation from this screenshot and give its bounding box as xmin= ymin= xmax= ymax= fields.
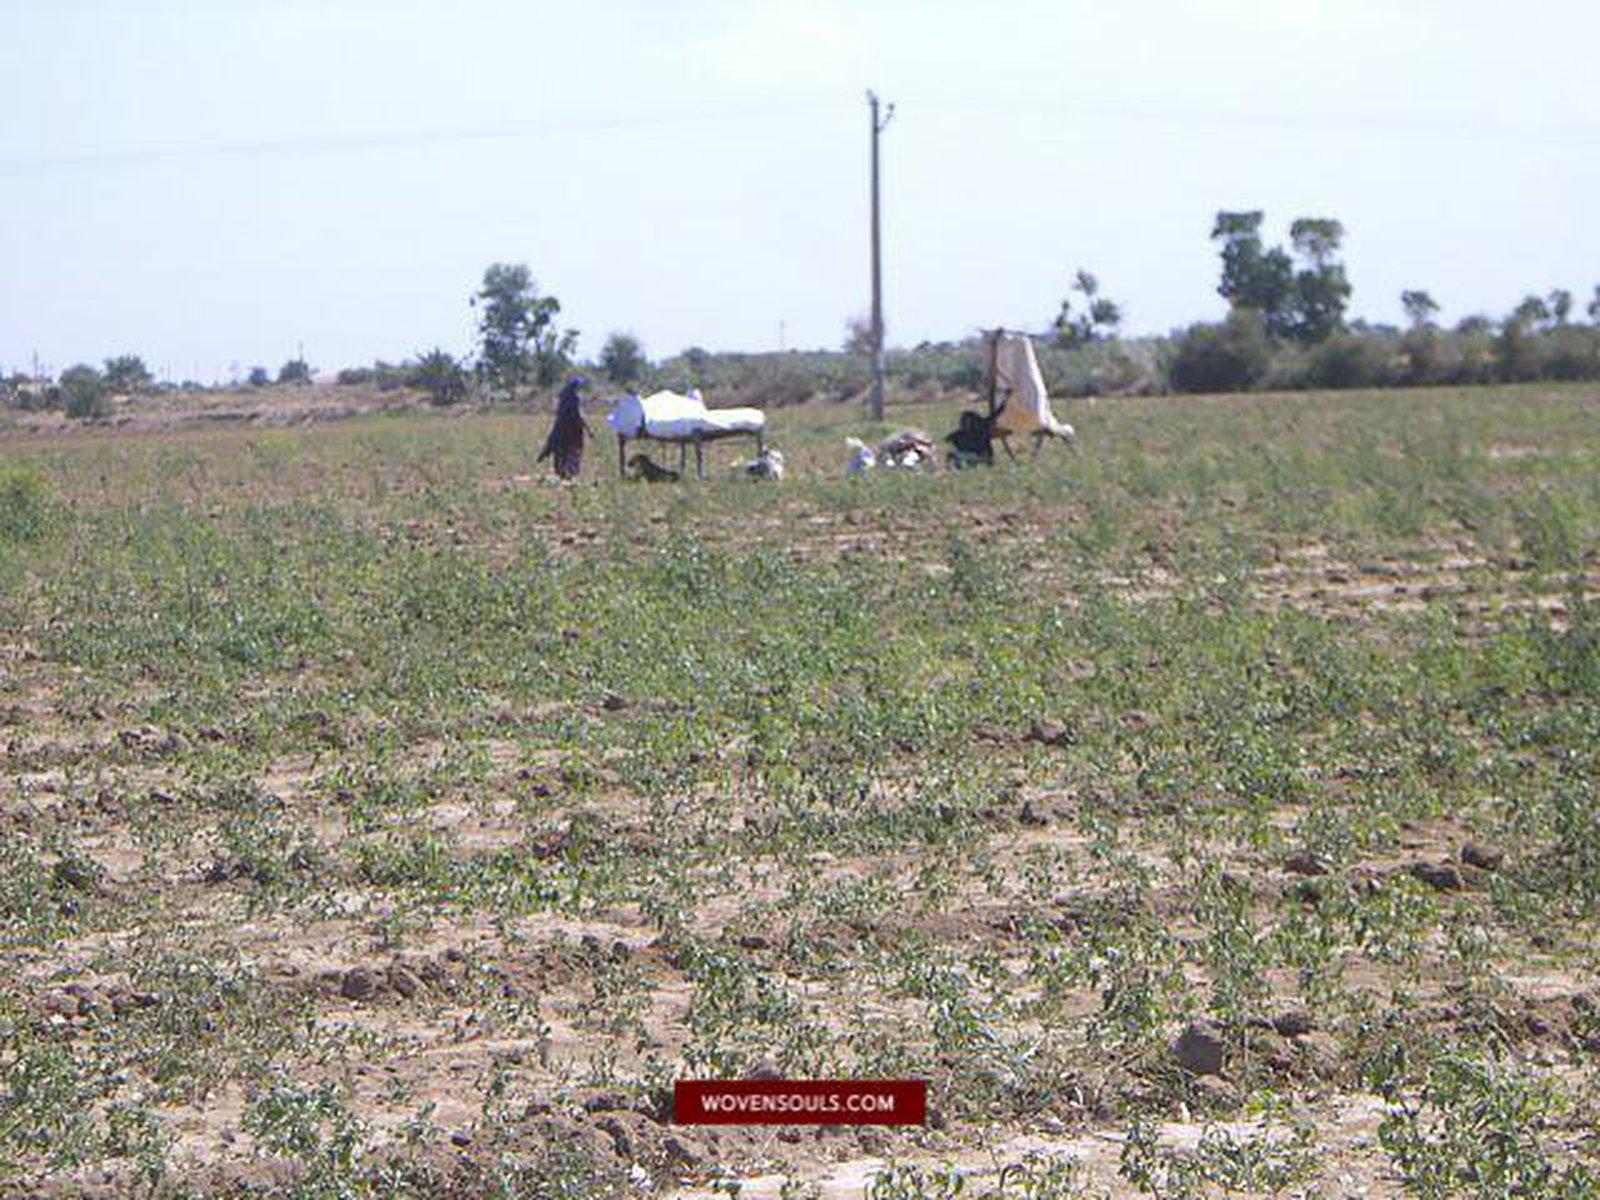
xmin=1 ymin=382 xmax=1597 ymax=1195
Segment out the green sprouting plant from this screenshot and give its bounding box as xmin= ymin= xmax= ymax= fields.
xmin=1515 ymin=491 xmax=1586 ymax=573
xmin=1120 ymin=1117 xmax=1318 ymax=1199
xmin=0 ymin=1033 xmax=110 ymax=1172
xmin=0 ymin=467 xmax=54 ymax=543
xmin=996 ymin=1154 xmax=1093 ymax=1199
xmin=1377 ymin=1056 xmax=1600 ymax=1200
xmin=103 ymin=1099 xmax=175 ymax=1195
xmin=867 ymin=1161 xmax=968 ymax=1200
xmin=242 ymin=1080 xmax=368 ymax=1195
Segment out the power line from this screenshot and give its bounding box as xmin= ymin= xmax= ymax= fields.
xmin=908 ymin=94 xmax=1600 ymax=146
xmin=5 ymin=93 xmax=1591 ymax=177
xmin=0 ymin=98 xmax=848 ymax=175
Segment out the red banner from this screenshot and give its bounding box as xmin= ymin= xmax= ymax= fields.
xmin=674 ymin=1080 xmax=926 ymax=1126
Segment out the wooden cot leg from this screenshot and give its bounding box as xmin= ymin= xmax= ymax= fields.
xmin=618 ymin=435 xmax=627 ymax=477
xmin=694 ymin=437 xmax=704 ymax=481
xmin=679 ymin=442 xmax=688 ymax=474
xmin=1001 ymin=436 xmax=1019 ymax=462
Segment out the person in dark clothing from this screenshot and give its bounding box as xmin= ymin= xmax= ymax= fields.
xmin=944 ymin=407 xmax=1000 ymax=467
xmin=537 ymin=375 xmax=591 ymax=479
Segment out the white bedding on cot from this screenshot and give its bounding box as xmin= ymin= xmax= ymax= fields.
xmin=606 ymin=389 xmax=765 ymax=440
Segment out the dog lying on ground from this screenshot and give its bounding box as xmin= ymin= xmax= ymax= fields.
xmin=627 ymin=452 xmax=680 ymax=483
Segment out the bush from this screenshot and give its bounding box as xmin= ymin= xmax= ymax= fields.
xmin=1037 ymin=339 xmax=1164 ymax=397
xmin=334 ymin=367 xmax=374 ymax=387
xmin=277 ymin=359 xmax=314 ymax=386
xmin=1302 ymin=333 xmax=1394 ymax=389
xmin=103 ymin=355 xmax=153 ymax=393
xmin=1167 ymin=311 xmax=1272 ymax=393
xmin=58 ymin=364 xmax=109 ymax=420
xmin=1542 ymin=328 xmax=1598 ymax=381
xmin=742 ymin=358 xmax=821 ymax=407
xmin=1400 ymin=329 xmax=1441 ymax=385
xmin=1495 ymin=322 xmax=1543 ymax=382
xmin=413 ymin=349 xmax=468 ymax=406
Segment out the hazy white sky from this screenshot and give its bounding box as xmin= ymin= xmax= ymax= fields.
xmin=3 ymin=0 xmax=1597 ymax=380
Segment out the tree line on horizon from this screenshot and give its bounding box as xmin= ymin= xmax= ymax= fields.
xmin=7 ymin=214 xmax=1600 ymax=419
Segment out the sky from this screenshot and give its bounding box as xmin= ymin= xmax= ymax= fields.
xmin=3 ymin=0 xmax=1598 ymax=382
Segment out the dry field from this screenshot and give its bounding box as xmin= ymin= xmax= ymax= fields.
xmin=3 ymin=383 xmax=1600 ymax=1199
xmin=0 ymin=382 xmax=430 ymax=441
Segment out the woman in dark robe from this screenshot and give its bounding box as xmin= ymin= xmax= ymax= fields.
xmin=537 ymin=375 xmax=591 ymax=479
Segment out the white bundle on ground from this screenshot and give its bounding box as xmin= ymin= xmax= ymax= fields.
xmin=844 ymin=437 xmax=877 ymax=474
xmin=991 ymin=333 xmax=1076 ymax=442
xmin=739 ymin=448 xmax=785 ymax=480
xmin=606 ymin=389 xmax=765 ymax=440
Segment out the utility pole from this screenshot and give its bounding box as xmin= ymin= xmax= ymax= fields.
xmin=867 ymin=89 xmax=894 ymax=422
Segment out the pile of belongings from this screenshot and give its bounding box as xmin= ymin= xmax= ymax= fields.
xmin=846 ymin=429 xmax=938 ymax=474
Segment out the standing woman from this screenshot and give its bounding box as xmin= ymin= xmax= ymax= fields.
xmin=537 ymin=375 xmax=591 ymax=480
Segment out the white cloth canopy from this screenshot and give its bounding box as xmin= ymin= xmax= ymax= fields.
xmin=991 ymin=333 xmax=1075 ymax=440
xmin=606 ymin=388 xmax=765 ymax=441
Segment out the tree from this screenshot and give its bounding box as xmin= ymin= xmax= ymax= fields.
xmin=59 ymin=364 xmax=109 ymax=419
xmin=599 ymin=332 xmax=647 ymax=385
xmin=1401 ymin=290 xmax=1440 ymax=329
xmin=103 ymin=354 xmax=153 ymax=393
xmin=1548 ymin=289 xmax=1573 ymax=326
xmin=413 ymin=348 xmax=468 ymax=405
xmin=843 ymin=316 xmax=875 ymax=356
xmin=1287 ymin=218 xmax=1351 ymax=344
xmin=277 ymin=358 xmax=313 ymax=386
xmin=1055 ymin=268 xmax=1123 ymax=346
xmin=1289 ymin=218 xmax=1343 ymax=269
xmin=536 ymin=328 xmax=579 ymax=387
xmin=1211 ymin=211 xmax=1296 ymax=339
xmin=1212 ymin=211 xmax=1350 ymax=344
xmin=1511 ymin=295 xmax=1551 ymax=329
xmin=1400 ymin=291 xmax=1442 ymax=383
xmin=472 ymin=263 xmax=574 ymax=395
xmin=247 ymin=366 xmax=271 ymax=388
xmin=1588 ymin=285 xmax=1600 ymax=326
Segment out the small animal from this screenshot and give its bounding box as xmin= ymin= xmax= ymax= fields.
xmin=627 ymin=452 xmax=680 ymax=483
xmin=741 ymin=447 xmax=785 ymax=480
xmin=845 ymin=437 xmax=877 ymax=474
